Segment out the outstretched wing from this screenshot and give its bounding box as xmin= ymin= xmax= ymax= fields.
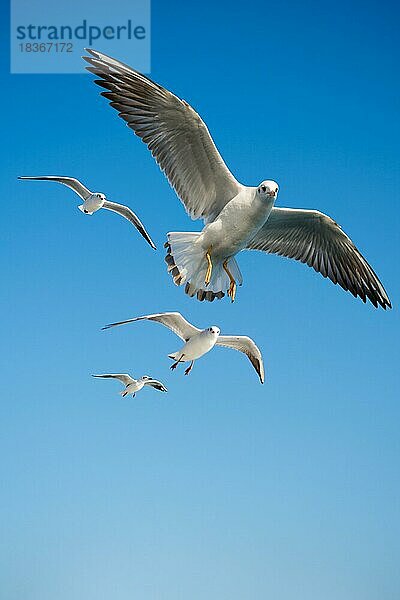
xmin=92 ymin=373 xmax=134 ymax=385
xmin=247 ymin=207 xmax=391 ymax=309
xmin=216 ymin=335 xmax=265 ymax=384
xmin=84 ymin=49 xmax=242 ymax=223
xmin=18 ymin=176 xmax=92 ymax=200
xmin=102 ymin=200 xmax=156 ymax=249
xmin=144 ymin=379 xmax=168 ymax=392
xmin=102 ymin=312 xmax=200 ymax=341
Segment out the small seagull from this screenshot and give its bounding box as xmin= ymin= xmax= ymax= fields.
xmin=92 ymin=373 xmax=167 ymax=397
xmin=102 ymin=312 xmax=265 ymax=383
xmin=18 ymin=175 xmax=156 ymax=249
xmin=84 ymin=48 xmax=391 ymax=308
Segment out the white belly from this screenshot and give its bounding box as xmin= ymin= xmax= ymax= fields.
xmin=126 ymin=381 xmax=143 ymax=394
xmin=200 ymin=189 xmax=273 ymax=258
xmin=83 ymin=194 xmax=104 ymax=214
xmin=176 ymin=331 xmax=218 ymax=361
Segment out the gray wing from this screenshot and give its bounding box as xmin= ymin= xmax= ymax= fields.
xmin=84 ymin=49 xmax=242 ymax=223
xmin=144 ymin=379 xmax=168 ymax=392
xmin=247 ymin=207 xmax=391 ymax=310
xmin=18 ymin=176 xmax=92 ymax=200
xmin=92 ymin=373 xmax=134 ymax=385
xmin=102 ymin=200 xmax=156 ymax=249
xmin=102 ymin=312 xmax=200 ymax=341
xmin=216 ymin=335 xmax=265 ymax=384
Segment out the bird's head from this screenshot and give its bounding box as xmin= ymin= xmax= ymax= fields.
xmin=94 ymin=192 xmax=106 ymax=201
xmin=141 ymin=375 xmax=152 ymax=381
xmin=207 ymin=326 xmax=220 ymax=336
xmin=257 ymin=180 xmax=279 ymax=202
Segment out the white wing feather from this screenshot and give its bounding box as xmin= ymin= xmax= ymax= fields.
xmin=102 ymin=200 xmax=156 ymax=249
xmin=18 ymin=176 xmax=92 ymax=200
xmin=216 ymin=335 xmax=265 ymax=383
xmin=92 ymin=373 xmax=135 ymax=385
xmin=144 ymin=379 xmax=168 ymax=392
xmin=102 ymin=312 xmax=200 ymax=341
xmin=247 ymin=207 xmax=391 ymax=309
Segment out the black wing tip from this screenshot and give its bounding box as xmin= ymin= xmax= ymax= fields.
xmin=380 ymin=294 xmax=392 ymax=310
xmin=145 ymin=237 xmax=157 ymax=250
xmin=350 ymin=292 xmax=391 ymax=310
xmin=82 ymin=48 xmax=98 ymax=60
xmin=365 ymin=292 xmax=391 ymax=310
xmin=331 ymin=274 xmax=392 ymax=311
xmin=101 ymin=317 xmax=141 ymax=331
xmin=380 ymin=301 xmax=392 ymax=311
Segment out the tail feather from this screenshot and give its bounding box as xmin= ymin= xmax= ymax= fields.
xmin=165 ymin=232 xmax=242 ymax=302
xmin=78 ymin=204 xmax=93 ymax=215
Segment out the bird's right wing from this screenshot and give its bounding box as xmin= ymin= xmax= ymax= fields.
xmin=84 ymin=49 xmax=242 ymax=223
xmin=247 ymin=207 xmax=391 ymax=309
xmin=102 ymin=312 xmax=200 ymax=341
xmin=18 ymin=176 xmax=92 ymax=200
xmin=92 ymin=373 xmax=134 ymax=385
xmin=102 ymin=200 xmax=156 ymax=249
xmin=216 ymin=335 xmax=265 ymax=384
xmin=144 ymin=379 xmax=168 ymax=392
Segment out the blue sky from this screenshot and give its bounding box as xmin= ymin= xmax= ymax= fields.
xmin=1 ymin=0 xmax=399 ymax=598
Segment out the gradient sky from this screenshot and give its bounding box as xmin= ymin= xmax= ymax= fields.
xmin=1 ymin=0 xmax=399 ymax=599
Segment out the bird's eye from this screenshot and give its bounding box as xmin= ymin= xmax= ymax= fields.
xmin=261 ymin=185 xmax=266 ymax=193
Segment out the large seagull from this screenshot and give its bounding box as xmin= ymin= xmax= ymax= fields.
xmin=84 ymin=49 xmax=391 ymax=309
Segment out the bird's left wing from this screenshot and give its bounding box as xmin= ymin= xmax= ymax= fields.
xmin=103 ymin=312 xmax=200 ymax=341
xmin=216 ymin=336 xmax=265 ymax=384
xmin=102 ymin=200 xmax=156 ymax=249
xmin=92 ymin=373 xmax=134 ymax=385
xmin=18 ymin=176 xmax=92 ymax=200
xmin=247 ymin=207 xmax=391 ymax=309
xmin=144 ymin=379 xmax=168 ymax=392
xmin=84 ymin=49 xmax=242 ymax=223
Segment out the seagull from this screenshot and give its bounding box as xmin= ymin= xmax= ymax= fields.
xmin=92 ymin=373 xmax=167 ymax=397
xmin=18 ymin=175 xmax=156 ymax=249
xmin=84 ymin=48 xmax=391 ymax=309
xmin=102 ymin=312 xmax=265 ymax=383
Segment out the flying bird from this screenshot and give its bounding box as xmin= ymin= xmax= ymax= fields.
xmin=92 ymin=373 xmax=167 ymax=397
xmin=84 ymin=48 xmax=391 ymax=309
xmin=18 ymin=175 xmax=156 ymax=249
xmin=102 ymin=312 xmax=265 ymax=383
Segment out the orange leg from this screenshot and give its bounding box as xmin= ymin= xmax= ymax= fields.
xmin=205 ymin=249 xmax=213 ymax=286
xmin=223 ymin=260 xmax=236 ymax=302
